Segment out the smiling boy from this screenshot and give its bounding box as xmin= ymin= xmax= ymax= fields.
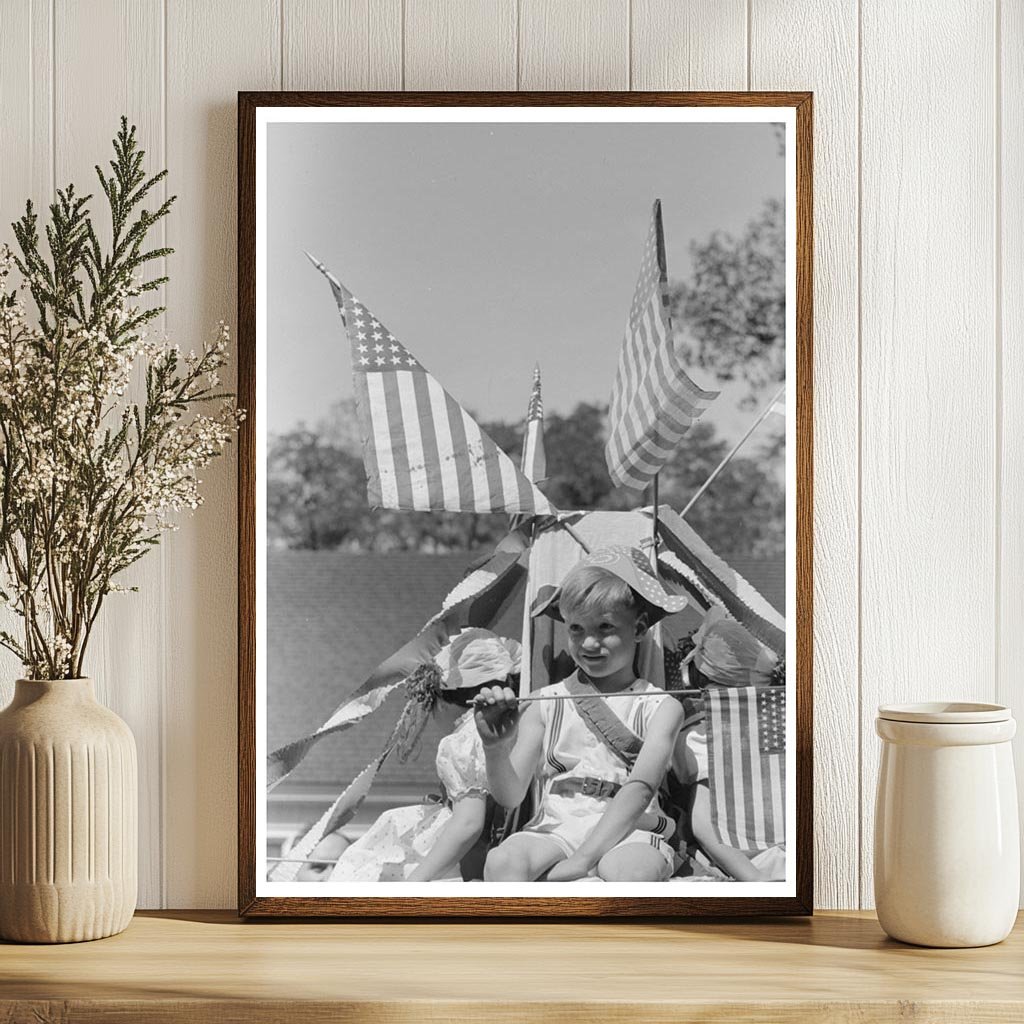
xmin=474 ymin=546 xmax=687 ymax=882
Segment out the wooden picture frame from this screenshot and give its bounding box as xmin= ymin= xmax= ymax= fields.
xmin=238 ymin=91 xmax=813 ymax=917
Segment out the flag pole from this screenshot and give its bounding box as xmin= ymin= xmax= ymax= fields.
xmin=651 ymin=473 xmax=660 ymax=552
xmin=647 ymin=205 xmax=668 ymax=687
xmin=519 ymin=524 xmax=534 ymax=698
xmin=650 ymin=201 xmax=666 ymax=557
xmin=680 ymin=382 xmax=786 ymax=518
xmin=516 ymin=365 xmax=546 ymax=698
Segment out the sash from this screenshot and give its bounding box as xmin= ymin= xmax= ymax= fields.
xmin=564 ymin=672 xmax=644 ymax=769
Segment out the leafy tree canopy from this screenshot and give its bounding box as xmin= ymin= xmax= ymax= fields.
xmin=668 ymin=198 xmax=784 ymax=406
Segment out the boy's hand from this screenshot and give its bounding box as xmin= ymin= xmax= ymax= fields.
xmin=472 ymin=685 xmax=521 ymax=747
xmin=546 ymin=854 xmax=594 ymax=882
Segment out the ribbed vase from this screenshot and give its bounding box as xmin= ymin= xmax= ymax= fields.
xmin=0 ymin=678 xmax=137 ymax=943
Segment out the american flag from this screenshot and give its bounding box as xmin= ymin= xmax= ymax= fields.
xmin=605 ymin=201 xmax=720 ymax=491
xmin=309 ymin=255 xmax=555 ymax=516
xmin=521 ymin=364 xmax=546 ymax=484
xmin=705 ymin=685 xmax=786 ymax=851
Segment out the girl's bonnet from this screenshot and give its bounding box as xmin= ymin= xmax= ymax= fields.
xmin=688 ymin=606 xmax=779 ymax=687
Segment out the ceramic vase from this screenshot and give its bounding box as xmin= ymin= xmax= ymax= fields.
xmin=0 ymin=678 xmax=137 ymax=943
xmin=874 ymin=702 xmax=1019 ymax=948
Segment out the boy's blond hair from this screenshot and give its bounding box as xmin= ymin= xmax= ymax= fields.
xmin=557 ymin=564 xmax=654 ymax=624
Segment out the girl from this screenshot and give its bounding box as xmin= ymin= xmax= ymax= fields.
xmin=674 ymin=607 xmax=785 ymax=882
xmin=298 ymin=629 xmax=520 ymax=882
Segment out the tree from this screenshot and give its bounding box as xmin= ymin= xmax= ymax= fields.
xmin=266 ymin=404 xmax=522 ymax=553
xmin=650 ymin=421 xmax=784 ymax=559
xmin=542 ymin=403 xmax=615 ymax=509
xmin=265 ymin=400 xmax=783 ymax=559
xmin=668 ymin=198 xmax=785 ymax=406
xmin=267 ymin=429 xmax=367 ymax=550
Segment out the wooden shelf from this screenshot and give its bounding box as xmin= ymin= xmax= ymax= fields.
xmin=2 ymin=910 xmax=1022 ymax=1022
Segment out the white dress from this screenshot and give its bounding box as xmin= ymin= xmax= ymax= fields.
xmin=328 ymin=713 xmax=488 ymax=882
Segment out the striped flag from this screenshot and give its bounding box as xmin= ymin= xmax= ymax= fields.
xmin=308 ymin=255 xmax=555 ymax=516
xmin=521 ymin=364 xmax=546 ymax=484
xmin=704 ymin=685 xmax=785 ymax=851
xmin=605 ymin=201 xmax=720 ymax=491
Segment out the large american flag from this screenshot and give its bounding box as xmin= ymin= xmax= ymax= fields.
xmin=310 ymin=256 xmax=554 ymax=516
xmin=605 ymin=201 xmax=720 ymax=491
xmin=705 ymin=685 xmax=786 ymax=851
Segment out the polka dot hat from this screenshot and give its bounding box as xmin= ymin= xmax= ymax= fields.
xmin=531 ymin=545 xmax=688 ymax=624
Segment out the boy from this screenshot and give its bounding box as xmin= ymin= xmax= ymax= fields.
xmin=474 ymin=546 xmax=687 ymax=882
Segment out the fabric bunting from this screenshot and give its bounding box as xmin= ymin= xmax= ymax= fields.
xmin=266 ymin=540 xmax=529 ymax=790
xmin=705 ymin=685 xmax=786 ymax=851
xmin=307 ymin=254 xmax=555 ymax=517
xmin=265 ymin=622 xmax=448 ymax=791
xmin=269 ymin=754 xmax=389 ymax=882
xmin=655 ymin=507 xmax=785 ymax=657
xmin=605 ymin=201 xmax=720 ymax=491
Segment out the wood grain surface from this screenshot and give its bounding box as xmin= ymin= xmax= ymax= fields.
xmin=283 ymin=0 xmax=402 ymax=91
xmin=1 ymin=910 xmax=1022 ymax=1023
xmin=518 ymin=0 xmax=629 ymax=90
xmin=404 ymin=0 xmax=517 ymax=90
xmin=1000 ymin=0 xmax=1024 ymax=907
xmin=750 ymin=0 xmax=859 ymax=911
xmin=630 ymin=0 xmax=746 ymax=91
xmin=164 ymin=0 xmax=280 ymax=909
xmin=53 ymin=0 xmax=167 ymax=914
xmin=858 ymin=1 xmax=998 ymax=909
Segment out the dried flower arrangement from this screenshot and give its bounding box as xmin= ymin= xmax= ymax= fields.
xmin=0 ymin=118 xmax=241 ymax=679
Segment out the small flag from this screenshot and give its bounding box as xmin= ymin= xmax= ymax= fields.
xmin=769 ymin=391 xmax=786 ymax=418
xmin=307 ymin=255 xmax=555 ymax=517
xmin=705 ymin=686 xmax=786 ymax=852
xmin=605 ymin=201 xmax=720 ymax=491
xmin=521 ymin=364 xmax=546 ymax=484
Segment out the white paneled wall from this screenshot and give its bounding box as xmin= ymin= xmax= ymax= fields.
xmin=0 ymin=0 xmax=1017 ymax=910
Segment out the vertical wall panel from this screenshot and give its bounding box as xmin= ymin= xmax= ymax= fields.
xmin=1000 ymin=0 xmax=1024 ymax=902
xmin=519 ymin=0 xmax=628 ymax=89
xmin=860 ymin=1 xmax=997 ymax=908
xmin=631 ymin=0 xmax=746 ymax=90
xmin=283 ymin=0 xmax=401 ymax=90
xmin=0 ymin=0 xmax=52 ymax=237
xmin=404 ymin=0 xmax=516 ymax=89
xmin=164 ymin=0 xmax=280 ymax=908
xmin=0 ymin=3 xmax=52 ymax=702
xmin=52 ymin=0 xmax=166 ymax=909
xmin=751 ymin=2 xmax=860 ymax=910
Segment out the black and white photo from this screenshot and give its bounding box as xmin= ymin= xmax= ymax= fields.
xmin=239 ymin=94 xmax=812 ymax=917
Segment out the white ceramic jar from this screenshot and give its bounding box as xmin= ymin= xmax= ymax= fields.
xmin=874 ymin=702 xmax=1019 ymax=947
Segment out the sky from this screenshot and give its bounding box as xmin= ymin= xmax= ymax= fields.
xmin=266 ymin=119 xmax=784 ymax=446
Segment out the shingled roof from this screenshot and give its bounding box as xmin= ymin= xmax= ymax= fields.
xmin=267 ymin=549 xmax=785 ymax=799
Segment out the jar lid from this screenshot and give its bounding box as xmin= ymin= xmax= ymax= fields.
xmin=877 ymin=701 xmax=1011 ymax=724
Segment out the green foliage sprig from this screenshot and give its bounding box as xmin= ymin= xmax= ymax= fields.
xmin=0 ymin=118 xmax=241 ymax=679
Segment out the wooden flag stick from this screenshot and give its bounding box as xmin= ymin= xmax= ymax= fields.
xmin=560 ymin=520 xmax=591 ymax=554
xmin=265 ymin=856 xmax=339 ymax=866
xmin=650 ymin=473 xmax=660 ymax=552
xmin=681 ymin=382 xmax=786 ymax=518
xmin=473 ymin=684 xmax=703 ymax=707
xmin=518 ymin=519 xmax=535 ymax=699
xmin=514 ymin=691 xmax=678 ymax=705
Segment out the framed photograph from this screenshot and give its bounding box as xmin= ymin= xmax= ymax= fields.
xmin=238 ymin=92 xmax=812 ymax=917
